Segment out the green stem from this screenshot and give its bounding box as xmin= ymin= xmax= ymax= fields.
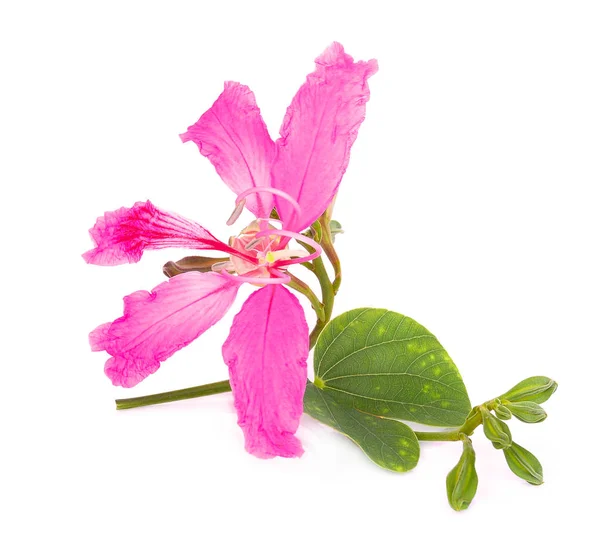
xmin=308 ymin=255 xmax=335 ymax=348
xmin=413 ymin=403 xmax=488 ymax=442
xmin=312 ymin=255 xmax=334 ymax=321
xmin=414 ymin=430 xmax=463 ymax=442
xmin=115 ymin=380 xmax=232 ymax=410
xmin=459 ymin=407 xmax=485 ymax=435
xmin=285 ymin=273 xmax=325 ymax=322
xmin=318 ymin=214 xmax=342 ymax=294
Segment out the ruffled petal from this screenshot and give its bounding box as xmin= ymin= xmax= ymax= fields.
xmin=222 ymin=285 xmax=308 ymax=458
xmin=91 ymin=272 xmax=241 ymax=387
xmin=83 ymin=200 xmax=241 ymax=265
xmin=181 ymin=82 xmax=276 ymax=218
xmin=272 ymin=42 xmax=378 ymax=231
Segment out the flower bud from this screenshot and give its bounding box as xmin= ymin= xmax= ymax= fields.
xmin=329 ymin=220 xmax=344 ymax=242
xmin=504 ymin=401 xmax=547 ymax=423
xmin=494 ymin=402 xmax=512 ymax=421
xmin=503 ymin=442 xmax=544 ymax=485
xmin=499 ymin=376 xmax=558 ymax=404
xmin=481 ymin=407 xmax=512 ymax=449
xmin=446 ymin=434 xmax=478 ymax=511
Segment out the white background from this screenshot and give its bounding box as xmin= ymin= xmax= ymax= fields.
xmin=1 ymin=1 xmax=598 ymax=535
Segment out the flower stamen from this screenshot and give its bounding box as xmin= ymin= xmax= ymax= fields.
xmin=226 ymin=198 xmax=247 ymax=226
xmin=229 ymin=186 xmax=303 ymax=229
xmin=211 ymin=260 xmax=235 ymax=272
xmin=220 ymin=269 xmax=291 ymax=285
xmin=253 ymin=229 xmax=323 ymax=266
xmin=244 ymin=238 xmax=263 ymax=251
xmin=266 ymin=249 xmax=307 ymax=262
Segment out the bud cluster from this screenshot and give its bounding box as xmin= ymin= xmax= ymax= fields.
xmin=444 ymin=376 xmax=557 ymax=511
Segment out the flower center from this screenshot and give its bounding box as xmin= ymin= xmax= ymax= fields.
xmin=225 ymin=219 xmax=307 ymax=278
xmin=216 ymin=186 xmax=323 ymax=285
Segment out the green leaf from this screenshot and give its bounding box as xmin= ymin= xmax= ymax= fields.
xmin=304 ymin=382 xmax=420 ymax=472
xmin=313 ymin=308 xmax=471 ymax=426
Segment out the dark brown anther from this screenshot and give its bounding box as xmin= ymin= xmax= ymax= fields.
xmin=163 ymin=256 xmax=229 ymax=278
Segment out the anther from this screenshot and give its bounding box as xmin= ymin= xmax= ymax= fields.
xmin=211 ymin=261 xmax=234 ymax=272
xmin=244 ymin=238 xmax=262 ymax=251
xmin=226 ymin=199 xmax=246 ymax=226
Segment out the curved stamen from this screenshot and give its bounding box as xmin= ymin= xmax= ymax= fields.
xmin=211 ymin=261 xmax=235 ymax=272
xmin=226 ymin=198 xmax=247 ymax=226
xmin=254 ymin=229 xmax=323 ymax=266
xmin=260 ymin=217 xmax=284 ymax=228
xmin=229 ymin=186 xmax=302 ymax=228
xmin=267 ymin=249 xmax=308 ymax=262
xmin=220 ymin=269 xmax=291 ymax=285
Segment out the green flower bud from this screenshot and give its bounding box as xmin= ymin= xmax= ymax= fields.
xmin=499 ymin=376 xmax=558 ymax=404
xmin=481 ymin=407 xmax=512 ymax=449
xmin=503 ymin=442 xmax=544 ymax=485
xmin=504 ymin=401 xmax=547 ymax=423
xmin=329 ymin=219 xmax=344 ymax=240
xmin=494 ymin=403 xmax=512 ymax=421
xmin=446 ymin=434 xmax=478 ymax=511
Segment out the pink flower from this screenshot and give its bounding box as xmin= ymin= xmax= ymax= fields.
xmin=84 ymin=43 xmax=377 ymax=458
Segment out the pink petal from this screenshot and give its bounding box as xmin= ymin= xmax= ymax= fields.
xmin=83 ymin=200 xmax=241 ymax=265
xmin=181 ymin=82 xmax=276 ymax=218
xmin=272 ymin=42 xmax=378 ymax=231
xmin=90 ymin=272 xmax=241 ymax=387
xmin=222 ymin=285 xmax=308 ymax=458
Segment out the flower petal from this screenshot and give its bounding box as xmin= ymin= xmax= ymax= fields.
xmin=91 ymin=272 xmax=241 ymax=387
xmin=222 ymin=284 xmax=308 ymax=458
xmin=83 ymin=200 xmax=241 ymax=265
xmin=272 ymin=42 xmax=378 ymax=231
xmin=181 ymin=82 xmax=276 ymax=218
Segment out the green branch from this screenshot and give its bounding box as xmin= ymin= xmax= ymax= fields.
xmin=116 ymin=380 xmax=232 ymax=410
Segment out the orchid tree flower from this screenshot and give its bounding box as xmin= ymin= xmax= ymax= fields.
xmin=84 ymin=43 xmax=377 ymax=458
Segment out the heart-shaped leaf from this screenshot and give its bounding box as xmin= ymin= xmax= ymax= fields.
xmin=304 ymin=382 xmax=420 ymax=472
xmin=313 ymin=308 xmax=471 ymax=426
